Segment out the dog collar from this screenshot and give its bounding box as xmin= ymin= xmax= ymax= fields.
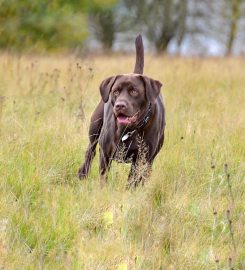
xmin=136 ymin=103 xmax=152 ymax=129
xmin=121 ymin=104 xmax=152 ymax=142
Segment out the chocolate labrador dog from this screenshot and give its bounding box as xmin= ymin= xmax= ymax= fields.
xmin=78 ymin=35 xmax=165 ymax=187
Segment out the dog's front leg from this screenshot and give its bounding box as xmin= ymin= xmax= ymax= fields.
xmin=127 ymin=162 xmax=152 ymax=189
xmin=78 ymin=101 xmax=104 ymax=179
xmin=78 ymin=142 xmax=96 ymax=179
xmin=99 ymin=148 xmax=111 ymax=186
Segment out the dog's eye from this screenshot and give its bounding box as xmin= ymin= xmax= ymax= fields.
xmin=113 ymin=90 xmax=120 ymax=97
xmin=130 ymin=89 xmax=138 ymax=96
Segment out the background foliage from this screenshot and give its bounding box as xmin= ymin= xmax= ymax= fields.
xmin=0 ymin=0 xmax=244 ymax=55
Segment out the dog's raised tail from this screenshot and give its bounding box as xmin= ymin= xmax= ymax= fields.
xmin=134 ymin=34 xmax=144 ymax=74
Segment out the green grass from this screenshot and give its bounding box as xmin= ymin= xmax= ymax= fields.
xmin=0 ymin=54 xmax=244 ymax=269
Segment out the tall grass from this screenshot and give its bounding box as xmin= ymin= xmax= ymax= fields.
xmin=0 ymin=54 xmax=244 ymax=269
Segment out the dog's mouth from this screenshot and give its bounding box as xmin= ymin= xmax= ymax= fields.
xmin=116 ymin=113 xmax=138 ymax=125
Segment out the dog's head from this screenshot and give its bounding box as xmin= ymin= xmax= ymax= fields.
xmin=100 ymin=74 xmax=162 ymax=126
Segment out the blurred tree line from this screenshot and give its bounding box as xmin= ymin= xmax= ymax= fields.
xmin=0 ymin=0 xmax=116 ymax=52
xmin=0 ymin=0 xmax=244 ymax=55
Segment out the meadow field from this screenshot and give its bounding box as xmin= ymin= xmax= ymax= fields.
xmin=0 ymin=54 xmax=244 ymax=269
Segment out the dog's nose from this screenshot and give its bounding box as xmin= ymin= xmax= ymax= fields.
xmin=115 ymin=101 xmax=126 ymax=111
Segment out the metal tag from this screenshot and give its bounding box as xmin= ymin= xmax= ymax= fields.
xmin=122 ymin=133 xmax=129 ymax=142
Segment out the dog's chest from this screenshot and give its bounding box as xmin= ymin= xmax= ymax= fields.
xmin=113 ymin=141 xmax=137 ymax=163
xmin=113 ymin=133 xmax=147 ymax=163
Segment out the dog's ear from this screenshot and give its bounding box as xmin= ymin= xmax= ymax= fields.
xmin=99 ymin=76 xmax=118 ymax=103
xmin=141 ymin=75 xmax=162 ymax=103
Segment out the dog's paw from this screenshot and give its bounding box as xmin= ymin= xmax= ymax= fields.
xmin=77 ymin=166 xmax=88 ymax=180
